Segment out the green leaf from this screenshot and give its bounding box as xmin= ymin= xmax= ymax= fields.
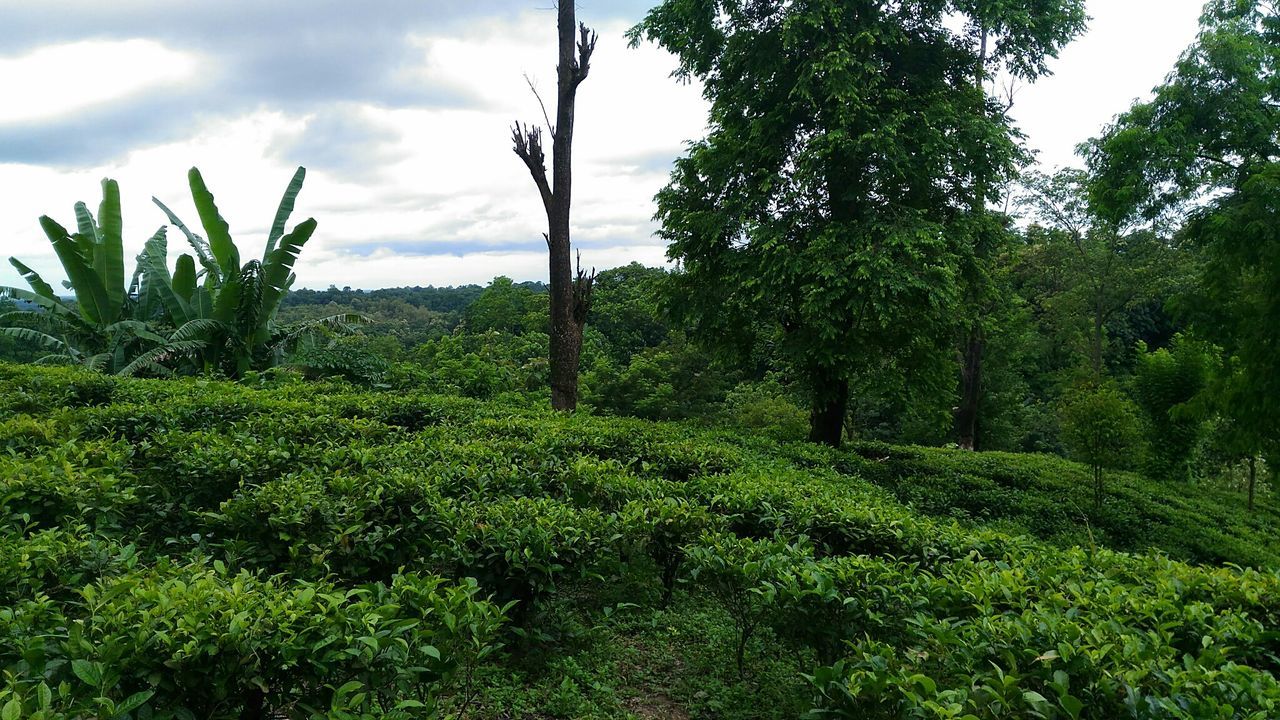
xmin=37 ymin=682 xmax=52 ymax=710
xmin=43 ymin=216 xmax=110 ymax=326
xmin=116 ymin=690 xmax=154 ymax=715
xmin=1023 ymin=690 xmax=1049 ymax=706
xmin=172 ymin=254 xmax=197 ymax=301
xmin=71 ymin=658 xmax=102 ymax=687
xmin=152 ymin=195 xmax=220 ymax=281
xmin=96 ymin=178 xmax=126 ymax=321
xmin=1 ymin=326 xmax=69 ymax=352
xmin=8 ymin=257 xmax=58 ymax=301
xmin=142 ymin=232 xmax=192 ymax=326
xmin=266 ymin=166 xmax=306 ymax=257
xmin=260 ymin=217 xmax=317 ymax=327
xmin=909 ymin=674 xmax=936 ymax=696
xmin=187 ymin=167 xmax=240 ymax=279
xmin=1 ymin=697 xmax=20 ymax=720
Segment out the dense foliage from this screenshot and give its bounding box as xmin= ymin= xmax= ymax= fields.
xmin=1 ymin=364 xmax=1276 ymax=718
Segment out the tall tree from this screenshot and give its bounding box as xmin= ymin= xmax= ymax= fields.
xmin=511 ymin=3 xmax=598 ymax=411
xmin=630 ymin=0 xmax=1085 ymax=446
xmin=1018 ymin=169 xmax=1183 ymax=380
xmin=1086 ymin=0 xmax=1280 ymax=446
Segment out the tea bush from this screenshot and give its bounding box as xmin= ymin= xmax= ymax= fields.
xmin=0 ymin=362 xmax=1276 ymax=719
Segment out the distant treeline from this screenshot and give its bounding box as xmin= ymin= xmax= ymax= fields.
xmin=283 ymin=282 xmax=548 ymax=315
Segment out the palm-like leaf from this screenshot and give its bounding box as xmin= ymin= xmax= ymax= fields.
xmin=187 ymin=168 xmax=240 ymax=279
xmin=172 ymin=254 xmax=197 ymax=301
xmin=96 ymin=178 xmax=126 ymax=322
xmin=0 ymin=326 xmax=68 ymax=351
xmin=118 ymin=339 xmax=208 ymax=377
xmin=153 ymin=196 xmax=221 ymax=282
xmin=260 ymin=218 xmax=317 ymax=326
xmin=0 ymin=285 xmax=80 ymax=321
xmin=142 ymin=233 xmax=193 ymax=326
xmin=171 ymin=318 xmax=224 ymax=342
xmin=8 ymin=258 xmax=59 ymax=302
xmin=266 ymin=166 xmax=306 ymax=257
xmin=42 ymin=216 xmax=110 ymax=325
xmin=72 ymin=202 xmax=97 ymax=261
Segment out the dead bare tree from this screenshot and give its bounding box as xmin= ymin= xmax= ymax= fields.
xmin=511 ymin=3 xmax=598 ymax=411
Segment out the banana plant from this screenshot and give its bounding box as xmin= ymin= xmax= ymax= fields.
xmin=149 ymin=166 xmax=330 ymax=377
xmin=0 ymin=179 xmax=182 ymax=373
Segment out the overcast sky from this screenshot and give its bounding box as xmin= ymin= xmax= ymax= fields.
xmin=0 ymin=0 xmax=1205 ymax=291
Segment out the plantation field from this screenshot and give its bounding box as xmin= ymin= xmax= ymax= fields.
xmin=2 ymin=363 xmax=1278 ymax=719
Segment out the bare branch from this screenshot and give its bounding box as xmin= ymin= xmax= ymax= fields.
xmin=572 ymin=249 xmax=596 ymax=324
xmin=523 ymin=73 xmax=555 ymax=135
xmin=573 ymin=22 xmax=598 ymax=87
xmin=511 ymin=121 xmax=554 ymax=212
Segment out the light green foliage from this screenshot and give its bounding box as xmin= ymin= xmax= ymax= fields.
xmin=720 ymin=378 xmax=809 ymax=443
xmin=1132 ymin=337 xmax=1214 ymax=481
xmin=1060 ymin=386 xmax=1143 ymax=508
xmin=630 ymin=0 xmax=1086 ymax=444
xmin=1017 ymin=169 xmax=1188 ymax=378
xmin=407 ymin=330 xmax=549 ymax=399
xmin=0 ymin=180 xmax=196 ymax=373
xmin=0 ymin=364 xmax=1277 ymax=719
xmin=1087 ymin=0 xmax=1280 ymax=446
xmin=148 ymin=166 xmax=334 ymax=378
xmin=463 ymin=276 xmax=548 ymax=335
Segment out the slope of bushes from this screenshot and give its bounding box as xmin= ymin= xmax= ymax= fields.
xmin=0 ymin=363 xmax=1276 ymax=719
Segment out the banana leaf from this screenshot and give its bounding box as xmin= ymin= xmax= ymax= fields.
xmin=187 ymin=168 xmax=240 ymax=279
xmin=266 ymin=166 xmax=306 ymax=257
xmin=260 ymin=217 xmax=317 ymax=326
xmin=8 ymin=257 xmax=59 ymax=302
xmin=96 ymin=178 xmax=126 ymax=322
xmin=42 ymin=216 xmax=110 ymax=325
xmin=153 ymin=196 xmax=221 ymax=282
xmin=142 ymin=232 xmax=192 ymax=326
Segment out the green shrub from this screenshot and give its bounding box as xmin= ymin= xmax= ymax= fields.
xmin=1060 ymin=386 xmax=1144 ymax=508
xmin=686 ymin=534 xmax=813 ymax=676
xmin=0 ymin=563 xmax=509 ymax=719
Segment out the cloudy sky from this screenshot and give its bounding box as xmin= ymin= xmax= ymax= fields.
xmin=0 ymin=0 xmax=1205 ymax=291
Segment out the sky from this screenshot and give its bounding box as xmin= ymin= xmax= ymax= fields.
xmin=0 ymin=0 xmax=1206 ymax=291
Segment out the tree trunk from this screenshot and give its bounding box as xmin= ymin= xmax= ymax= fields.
xmin=954 ymin=28 xmax=990 ymax=451
xmin=1094 ymin=465 xmax=1104 ymax=510
xmin=511 ymin=4 xmax=597 ymax=411
xmin=1248 ymin=455 xmax=1257 ymax=512
xmin=955 ymin=323 xmax=983 ymax=450
xmin=1091 ymin=297 xmax=1105 ymax=379
xmin=808 ymin=368 xmax=849 ymax=447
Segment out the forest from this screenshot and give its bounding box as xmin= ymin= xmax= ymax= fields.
xmin=1 ymin=0 xmax=1278 ymax=718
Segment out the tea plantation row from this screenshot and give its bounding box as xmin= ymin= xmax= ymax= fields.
xmin=1 ymin=364 xmax=1277 ymax=718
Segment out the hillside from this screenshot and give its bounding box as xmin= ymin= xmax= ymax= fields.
xmin=2 ymin=363 xmax=1278 ymax=718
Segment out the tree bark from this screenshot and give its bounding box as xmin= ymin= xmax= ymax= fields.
xmin=512 ymin=4 xmax=597 ymax=411
xmin=954 ymin=27 xmax=990 ymax=451
xmin=1091 ymin=293 xmax=1105 ymax=379
xmin=955 ymin=323 xmax=983 ymax=450
xmin=808 ymin=368 xmax=849 ymax=447
xmin=1248 ymin=455 xmax=1257 ymax=512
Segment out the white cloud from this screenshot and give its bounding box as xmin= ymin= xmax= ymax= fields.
xmin=0 ymin=39 xmax=198 ymax=124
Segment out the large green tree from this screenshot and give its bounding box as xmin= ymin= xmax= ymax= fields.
xmin=1087 ymin=0 xmax=1280 ymax=447
xmin=1017 ymin=169 xmax=1186 ymax=380
xmin=630 ymin=0 xmax=1085 ymax=445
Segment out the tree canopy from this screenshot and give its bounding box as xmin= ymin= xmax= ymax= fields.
xmin=630 ymin=0 xmax=1086 ymax=445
